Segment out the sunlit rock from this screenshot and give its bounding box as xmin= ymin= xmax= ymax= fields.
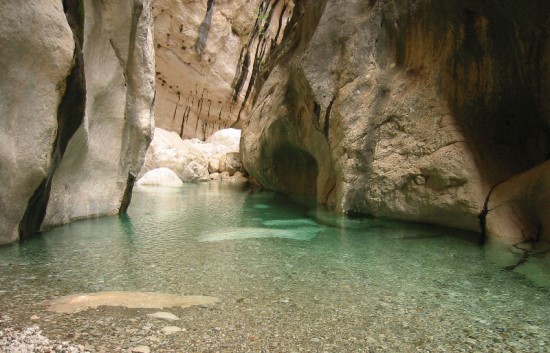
xmin=43 ymin=291 xmax=219 ymax=314
xmin=43 ymin=0 xmax=155 ymax=228
xmin=205 ymin=128 xmax=241 ymax=153
xmin=223 ymin=171 xmax=248 ymax=184
xmin=0 ymin=0 xmax=74 ymax=244
xmin=140 ymin=128 xmax=209 ymax=182
xmin=208 ymin=158 xmax=220 ymax=173
xmin=136 ymin=168 xmax=183 ymax=187
xmin=140 ymin=128 xmax=243 ymax=183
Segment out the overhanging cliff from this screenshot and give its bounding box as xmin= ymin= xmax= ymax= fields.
xmin=241 ymin=0 xmax=550 ymax=240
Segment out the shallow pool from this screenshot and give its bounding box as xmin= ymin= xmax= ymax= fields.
xmin=0 ymin=183 xmax=549 ymax=352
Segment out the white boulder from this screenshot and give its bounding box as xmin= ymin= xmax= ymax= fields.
xmin=136 ymin=168 xmax=183 ymax=187
xmin=140 ymin=128 xmax=209 ymax=182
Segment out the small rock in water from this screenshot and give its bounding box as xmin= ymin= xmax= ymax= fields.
xmin=146 ymin=311 xmax=179 ymax=321
xmin=131 ymin=345 xmax=151 ymax=353
xmin=161 ymin=326 xmax=182 ymax=335
xmin=30 ymin=315 xmax=40 ymax=320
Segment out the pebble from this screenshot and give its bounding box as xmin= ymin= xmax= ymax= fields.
xmin=0 ymin=326 xmax=90 ymax=353
xmin=130 ymin=345 xmax=150 ymax=353
xmin=160 ymin=326 xmax=182 ymax=335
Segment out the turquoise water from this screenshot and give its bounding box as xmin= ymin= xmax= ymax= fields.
xmin=0 ymin=183 xmax=549 ymax=351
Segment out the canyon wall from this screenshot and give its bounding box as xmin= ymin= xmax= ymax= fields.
xmin=0 ymin=0 xmax=155 ymax=245
xmin=153 ymin=0 xmax=294 ymax=139
xmin=241 ymin=0 xmax=550 ymax=241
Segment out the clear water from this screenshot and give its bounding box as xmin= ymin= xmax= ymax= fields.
xmin=1 ymin=183 xmax=549 ymax=352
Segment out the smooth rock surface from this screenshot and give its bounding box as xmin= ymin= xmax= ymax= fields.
xmin=43 ymin=0 xmax=155 ymax=228
xmin=0 ymin=0 xmax=74 ymax=245
xmin=488 ymin=161 xmax=550 ymax=240
xmin=136 ymin=168 xmax=183 ymax=187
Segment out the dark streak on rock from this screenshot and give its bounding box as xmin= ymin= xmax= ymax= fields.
xmin=119 ymin=174 xmax=136 ymax=214
xmin=19 ymin=0 xmax=87 ymax=239
xmin=172 ymin=92 xmax=181 ymax=121
xmin=195 ymin=0 xmax=215 ymax=56
xmin=478 ymin=180 xmax=505 ymax=245
xmin=232 ymin=48 xmax=250 ymax=102
xmin=324 ymin=97 xmax=335 ymax=138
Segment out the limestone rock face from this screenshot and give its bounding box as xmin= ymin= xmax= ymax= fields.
xmin=0 ymin=0 xmax=155 ymax=243
xmin=241 ymin=0 xmax=550 ymax=239
xmin=0 ymin=0 xmax=74 ymax=245
xmin=43 ymin=0 xmax=155 ymax=228
xmin=153 ymin=0 xmax=294 ymax=139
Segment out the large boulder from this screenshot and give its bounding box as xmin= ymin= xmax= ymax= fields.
xmin=204 ymin=128 xmax=241 ymax=157
xmin=140 ymin=128 xmax=210 ymax=182
xmin=0 ymin=0 xmax=74 ymax=245
xmin=241 ymin=0 xmax=550 ymax=240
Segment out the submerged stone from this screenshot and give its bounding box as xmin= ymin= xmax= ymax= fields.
xmin=262 ymin=219 xmax=318 ymax=227
xmin=199 ymin=227 xmax=320 ymax=242
xmin=161 ymin=326 xmax=183 ymax=335
xmin=146 ymin=312 xmax=180 ymax=321
xmin=43 ymin=291 xmax=219 ymax=314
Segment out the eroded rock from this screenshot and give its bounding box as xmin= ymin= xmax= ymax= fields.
xmin=241 ymin=0 xmax=550 ymax=239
